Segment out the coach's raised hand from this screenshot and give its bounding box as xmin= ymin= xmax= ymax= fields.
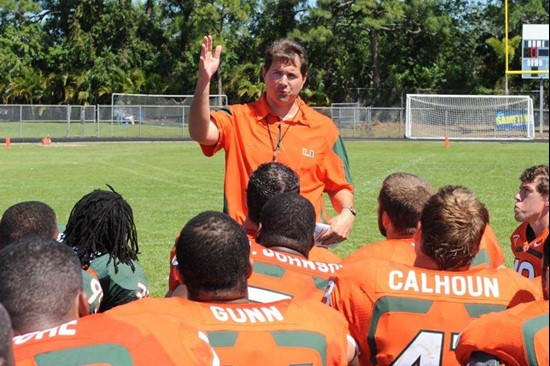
xmin=199 ymin=35 xmax=222 ymax=81
xmin=189 ymin=35 xmax=222 ymax=146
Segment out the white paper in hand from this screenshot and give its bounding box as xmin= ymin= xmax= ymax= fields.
xmin=313 ymin=222 xmax=341 ymax=248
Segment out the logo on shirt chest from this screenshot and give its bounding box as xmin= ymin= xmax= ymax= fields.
xmin=302 ymin=148 xmax=315 ymax=158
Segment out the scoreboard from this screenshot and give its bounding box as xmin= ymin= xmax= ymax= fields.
xmin=522 ymin=24 xmax=549 ymax=79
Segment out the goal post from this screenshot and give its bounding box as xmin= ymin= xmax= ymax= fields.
xmin=405 ymin=94 xmax=535 ymax=141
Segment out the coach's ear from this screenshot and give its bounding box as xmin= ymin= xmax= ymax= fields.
xmin=76 ymin=291 xmax=89 ymax=317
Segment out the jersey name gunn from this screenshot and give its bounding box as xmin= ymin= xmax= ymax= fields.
xmin=210 ymin=305 xmax=284 ymax=323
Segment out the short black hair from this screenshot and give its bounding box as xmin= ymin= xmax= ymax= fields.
xmin=0 ymin=236 xmax=82 ymax=333
xmin=63 ymin=185 xmax=139 ymax=271
xmin=246 ymin=162 xmax=300 ymax=225
xmin=0 ymin=201 xmax=57 ymax=250
xmin=257 ymin=192 xmax=315 ymax=257
xmin=176 ymin=211 xmax=250 ymax=297
xmin=0 ymin=302 xmax=13 ymax=366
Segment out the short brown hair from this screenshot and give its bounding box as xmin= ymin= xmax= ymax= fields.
xmin=420 ymin=185 xmax=489 ymax=270
xmin=521 ymin=165 xmax=549 ymax=195
xmin=379 ymin=172 xmax=433 ymax=236
xmin=264 ymin=38 xmax=308 ymax=77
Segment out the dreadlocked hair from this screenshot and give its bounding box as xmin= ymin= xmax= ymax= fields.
xmin=63 ymin=185 xmax=139 ymax=272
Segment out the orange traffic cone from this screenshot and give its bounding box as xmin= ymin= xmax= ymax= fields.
xmin=42 ymin=135 xmax=51 ymax=145
xmin=444 ymin=136 xmax=450 ymax=148
xmin=5 ymin=137 xmax=10 ymax=149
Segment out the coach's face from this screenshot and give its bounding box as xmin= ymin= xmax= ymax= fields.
xmin=263 ymin=55 xmax=306 ymax=110
xmin=514 ymin=179 xmax=549 ymax=223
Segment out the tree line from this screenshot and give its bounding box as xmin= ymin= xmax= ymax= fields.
xmin=0 ymin=0 xmax=548 ymax=107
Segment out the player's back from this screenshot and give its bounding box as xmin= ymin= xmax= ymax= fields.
xmin=109 ymin=296 xmax=351 ymax=366
xmin=342 ymin=225 xmax=504 ymax=269
xmin=326 ymin=258 xmax=541 ymax=365
xmin=456 ymin=299 xmax=549 ymax=366
xmin=248 ymin=241 xmax=342 ymax=302
xmin=87 ymin=253 xmax=149 ymax=311
xmin=13 ymin=311 xmax=218 ymax=366
xmin=342 ymin=237 xmax=416 ymax=266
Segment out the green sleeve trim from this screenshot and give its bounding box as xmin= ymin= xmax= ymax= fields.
xmin=332 ymin=136 xmax=353 ymax=184
xmin=522 ymin=313 xmax=549 ymax=365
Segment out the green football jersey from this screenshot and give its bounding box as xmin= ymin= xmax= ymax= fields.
xmin=88 ymin=254 xmax=149 ymax=312
xmin=81 ymin=270 xmax=103 ymax=314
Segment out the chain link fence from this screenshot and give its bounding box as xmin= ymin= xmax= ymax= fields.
xmin=0 ymin=103 xmax=547 ymax=140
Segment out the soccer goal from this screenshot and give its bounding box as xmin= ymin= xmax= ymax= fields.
xmin=406 ymin=94 xmax=535 ymax=140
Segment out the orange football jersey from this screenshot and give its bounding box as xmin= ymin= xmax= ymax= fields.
xmin=168 ymin=234 xmax=342 ymax=292
xmin=326 ymin=258 xmax=541 ymax=365
xmin=108 ymin=296 xmax=352 ymax=366
xmin=511 ymin=222 xmax=549 ymax=278
xmin=248 ymin=241 xmax=342 ymax=302
xmin=13 ymin=312 xmax=218 ymax=365
xmin=456 ymin=300 xmax=549 ymax=366
xmin=343 ymin=225 xmax=505 ymax=269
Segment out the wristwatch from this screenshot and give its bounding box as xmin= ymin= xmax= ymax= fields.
xmin=343 ymin=206 xmax=357 ymax=216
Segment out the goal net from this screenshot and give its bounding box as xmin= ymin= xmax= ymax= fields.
xmin=406 ymin=94 xmax=535 ymax=140
xmin=110 ymin=93 xmax=228 ymax=129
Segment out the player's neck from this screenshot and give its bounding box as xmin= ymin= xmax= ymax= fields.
xmin=267 ymin=245 xmax=307 ymax=259
xmin=529 ymin=211 xmax=549 ymax=237
xmin=15 ymin=315 xmax=77 ymax=337
xmin=188 ymin=290 xmax=249 ymax=304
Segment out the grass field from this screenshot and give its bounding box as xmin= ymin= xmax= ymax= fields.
xmin=0 ymin=140 xmax=548 ymax=297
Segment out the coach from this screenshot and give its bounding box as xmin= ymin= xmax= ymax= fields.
xmin=188 ymin=35 xmax=355 ymax=246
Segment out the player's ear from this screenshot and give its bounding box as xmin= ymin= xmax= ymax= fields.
xmin=247 ymin=257 xmax=253 ymax=279
xmin=76 ymin=291 xmax=89 ymax=318
xmin=413 ymin=222 xmax=422 ymax=247
xmin=255 ymin=223 xmax=263 ymax=242
xmin=381 ymin=211 xmax=391 ymax=230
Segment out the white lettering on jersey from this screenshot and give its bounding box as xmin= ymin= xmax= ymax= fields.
xmin=210 ymin=305 xmax=284 ymax=323
xmin=13 ymin=320 xmax=77 ymax=345
xmin=387 ymin=270 xmax=500 ymax=298
xmin=260 ymin=248 xmax=342 ymax=274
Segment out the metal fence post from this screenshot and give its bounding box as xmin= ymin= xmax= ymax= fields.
xmin=182 ymin=106 xmax=185 ymax=137
xmin=66 ymin=105 xmax=71 ymax=137
xmin=19 ymin=105 xmax=23 ymax=137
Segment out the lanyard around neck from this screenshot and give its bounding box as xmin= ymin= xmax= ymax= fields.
xmin=266 ymin=120 xmax=292 ymax=161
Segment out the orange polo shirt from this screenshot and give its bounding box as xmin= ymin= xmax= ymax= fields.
xmin=200 ymin=94 xmax=354 ymax=224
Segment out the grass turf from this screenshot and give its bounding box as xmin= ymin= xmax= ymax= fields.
xmin=0 ymin=140 xmax=548 ymax=296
